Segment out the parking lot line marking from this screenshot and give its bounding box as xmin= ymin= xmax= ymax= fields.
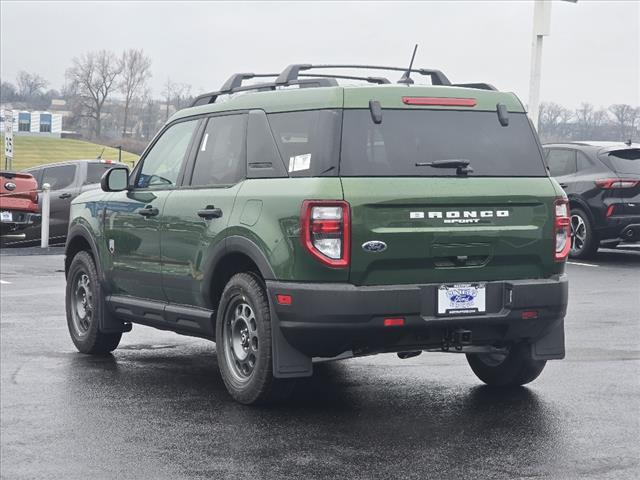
xmin=567 ymin=261 xmax=598 ymax=267
xmin=0 ymin=279 xmax=11 ymax=284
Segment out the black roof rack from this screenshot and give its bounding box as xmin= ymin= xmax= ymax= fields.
xmin=276 ymin=64 xmax=451 ymax=86
xmin=190 ymin=64 xmax=501 ymax=108
xmin=191 ymin=69 xmax=394 ymax=107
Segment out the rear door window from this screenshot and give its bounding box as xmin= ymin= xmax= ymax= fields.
xmin=340 ymin=110 xmax=546 ymax=177
xmin=190 ymin=114 xmax=246 ymax=186
xmin=546 ymin=149 xmax=577 ymax=177
xmin=42 ymin=165 xmax=76 ymax=190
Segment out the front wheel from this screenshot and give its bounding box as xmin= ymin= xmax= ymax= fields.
xmin=466 ymin=343 xmax=546 ymax=387
xmin=65 ymin=251 xmax=121 ymax=354
xmin=215 ymin=273 xmax=294 ymax=404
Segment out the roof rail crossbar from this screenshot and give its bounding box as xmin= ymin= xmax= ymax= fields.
xmin=298 ymin=73 xmax=391 ymax=84
xmin=452 ymin=82 xmax=497 ymax=91
xmin=219 ymin=72 xmax=280 ymax=93
xmin=190 ymin=78 xmax=339 ymax=107
xmin=277 ymin=64 xmax=452 ymax=86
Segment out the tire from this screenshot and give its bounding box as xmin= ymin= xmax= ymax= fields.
xmin=570 ymin=208 xmax=599 ymax=259
xmin=466 ymin=343 xmax=546 ymax=387
xmin=65 ymin=251 xmax=121 ymax=354
xmin=215 ymin=272 xmax=294 ymax=405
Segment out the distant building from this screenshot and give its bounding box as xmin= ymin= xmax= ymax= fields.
xmin=0 ymin=110 xmax=63 ymax=137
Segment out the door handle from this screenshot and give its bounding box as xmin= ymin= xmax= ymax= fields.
xmin=197 ymin=205 xmax=223 ymax=219
xmin=59 ymin=192 xmax=72 ymax=199
xmin=138 ymin=205 xmax=159 ymax=217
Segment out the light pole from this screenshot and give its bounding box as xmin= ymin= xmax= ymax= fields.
xmin=528 ymin=0 xmax=577 ymax=130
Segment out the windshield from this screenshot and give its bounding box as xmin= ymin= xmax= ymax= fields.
xmin=340 ymin=110 xmax=547 ymax=177
xmin=599 ymin=149 xmax=640 ymax=175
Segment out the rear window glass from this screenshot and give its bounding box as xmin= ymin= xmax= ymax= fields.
xmin=267 ymin=110 xmax=341 ymax=177
xmin=340 ymin=110 xmax=547 ymax=177
xmin=85 ymin=163 xmax=115 ymax=185
xmin=600 ymin=149 xmax=640 ymax=174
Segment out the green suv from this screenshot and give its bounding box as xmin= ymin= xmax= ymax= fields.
xmin=64 ymin=64 xmax=569 ymax=404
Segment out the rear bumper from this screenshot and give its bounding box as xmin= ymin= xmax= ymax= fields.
xmin=598 ymin=215 xmax=640 ymax=242
xmin=0 ymin=211 xmax=41 ymax=235
xmin=267 ymin=275 xmax=568 ymax=374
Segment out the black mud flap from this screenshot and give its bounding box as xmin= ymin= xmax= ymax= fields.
xmin=269 ymin=298 xmax=313 ymax=378
xmin=531 ymin=317 xmax=565 ymax=360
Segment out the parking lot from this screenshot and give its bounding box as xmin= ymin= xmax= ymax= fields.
xmin=1 ymin=247 xmax=639 ymax=480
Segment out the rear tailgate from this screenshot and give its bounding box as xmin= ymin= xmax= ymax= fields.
xmin=0 ymin=171 xmax=39 ymax=213
xmin=339 ymin=88 xmax=563 ymax=286
xmin=343 ymin=177 xmax=560 ymax=285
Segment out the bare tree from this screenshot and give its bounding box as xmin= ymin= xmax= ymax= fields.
xmin=539 ymin=102 xmax=572 ymax=142
xmin=16 ymin=71 xmax=48 ymax=99
xmin=161 ymin=78 xmax=192 ymax=120
xmin=0 ymin=80 xmax=18 ymax=104
xmin=66 ymin=50 xmax=122 ymax=138
xmin=608 ymin=104 xmax=635 ymax=141
xmin=119 ymin=49 xmax=152 ymax=137
xmin=574 ymin=103 xmax=609 ymax=139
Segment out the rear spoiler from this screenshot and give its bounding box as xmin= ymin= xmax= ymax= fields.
xmin=0 ymin=171 xmax=35 ymax=180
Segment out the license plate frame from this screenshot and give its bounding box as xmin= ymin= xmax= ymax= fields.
xmin=0 ymin=211 xmax=12 ymax=222
xmin=437 ymin=283 xmax=486 ymax=316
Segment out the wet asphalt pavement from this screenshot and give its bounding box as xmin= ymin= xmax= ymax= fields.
xmin=1 ymin=247 xmax=639 ymax=480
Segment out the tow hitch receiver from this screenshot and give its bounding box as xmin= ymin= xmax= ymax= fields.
xmin=442 ymin=329 xmax=472 ymax=351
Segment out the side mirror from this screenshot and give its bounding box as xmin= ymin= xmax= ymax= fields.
xmin=101 ymin=167 xmax=129 ymax=192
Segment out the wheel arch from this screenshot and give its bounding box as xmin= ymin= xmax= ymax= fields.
xmin=202 ymin=235 xmax=276 ymax=311
xmin=65 ymin=224 xmax=102 ymax=281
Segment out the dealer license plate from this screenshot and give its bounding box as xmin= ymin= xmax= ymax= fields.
xmin=0 ymin=211 xmax=12 ymax=222
xmin=437 ymin=283 xmax=486 ymax=315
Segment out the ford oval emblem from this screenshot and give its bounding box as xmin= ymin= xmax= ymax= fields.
xmin=362 ymin=240 xmax=387 ymax=253
xmin=4 ymin=182 xmax=16 ymax=191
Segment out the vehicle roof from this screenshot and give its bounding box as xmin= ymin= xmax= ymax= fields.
xmin=543 ymin=141 xmax=640 ymax=154
xmin=172 ymin=84 xmax=525 ymax=122
xmin=22 ymin=159 xmax=126 ymax=171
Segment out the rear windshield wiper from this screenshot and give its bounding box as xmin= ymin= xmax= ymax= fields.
xmin=415 ymin=159 xmax=474 ymax=175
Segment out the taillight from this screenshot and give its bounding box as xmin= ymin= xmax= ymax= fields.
xmin=595 ymin=178 xmax=639 ymax=189
xmin=554 ymin=198 xmax=571 ymax=262
xmin=402 ymin=97 xmax=477 ymax=107
xmin=606 ymin=204 xmax=615 ymax=217
xmin=300 ymin=200 xmax=350 ymax=267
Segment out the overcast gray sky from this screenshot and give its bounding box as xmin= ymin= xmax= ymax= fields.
xmin=1 ymin=1 xmax=638 ymax=108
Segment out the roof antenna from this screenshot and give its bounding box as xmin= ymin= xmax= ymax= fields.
xmin=397 ymin=44 xmax=418 ymax=85
xmin=96 ymin=147 xmax=104 ymax=160
xmin=625 ymin=139 xmax=632 ymax=146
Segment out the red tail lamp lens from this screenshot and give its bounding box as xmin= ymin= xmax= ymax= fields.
xmin=554 ymin=198 xmax=571 ymax=262
xmin=384 ymin=317 xmax=405 ymax=327
xmin=276 ymin=294 xmax=292 ymax=306
xmin=522 ymin=310 xmax=538 ymax=320
xmin=300 ymin=200 xmax=350 ymax=268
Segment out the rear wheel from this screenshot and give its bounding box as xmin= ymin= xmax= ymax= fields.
xmin=466 ymin=343 xmax=546 ymax=386
xmin=216 ymin=272 xmax=294 ymax=404
xmin=570 ymin=208 xmax=599 ymax=259
xmin=65 ymin=251 xmax=121 ymax=354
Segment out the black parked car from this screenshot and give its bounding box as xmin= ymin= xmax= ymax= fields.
xmin=543 ymin=141 xmax=640 ymax=258
xmin=2 ymin=159 xmax=127 ymax=247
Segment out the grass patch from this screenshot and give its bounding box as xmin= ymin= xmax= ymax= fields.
xmin=1 ymin=135 xmax=139 ymax=171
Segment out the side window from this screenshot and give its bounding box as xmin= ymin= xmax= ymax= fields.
xmin=42 ymin=165 xmax=76 ymax=191
xmin=137 ymin=119 xmax=198 ymax=188
xmin=546 ymin=149 xmax=577 ymax=177
xmin=85 ymin=163 xmax=115 ymax=185
xmin=190 ymin=114 xmax=246 ymax=186
xmin=577 ymin=152 xmax=592 ymax=172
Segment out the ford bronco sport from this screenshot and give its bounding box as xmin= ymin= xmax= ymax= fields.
xmin=64 ymin=64 xmax=569 ymax=404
